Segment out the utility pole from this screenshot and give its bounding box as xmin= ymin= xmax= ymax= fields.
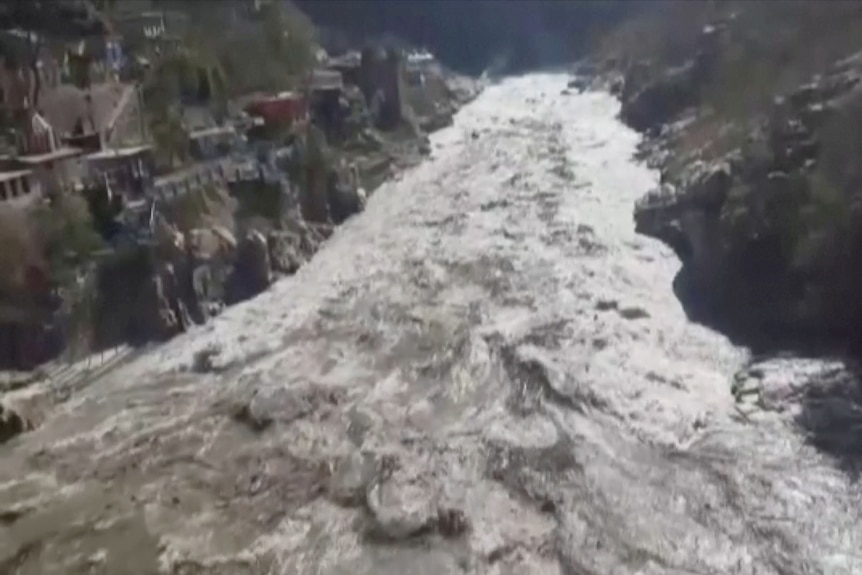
xmin=136 ymin=82 xmax=147 ymax=143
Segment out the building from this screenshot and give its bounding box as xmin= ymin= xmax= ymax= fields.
xmin=40 ymin=82 xmax=147 ymax=152
xmin=13 ymin=147 xmax=85 ymax=198
xmin=327 ymin=51 xmax=362 ymax=86
xmin=0 ymin=169 xmax=41 ymax=206
xmin=404 ymin=52 xmax=436 ymax=87
xmin=243 ymin=92 xmax=308 ymax=128
xmin=85 ymin=144 xmax=155 ymax=203
xmin=309 ymin=69 xmax=346 ymax=143
xmin=152 ymin=158 xmax=233 ymax=202
xmin=113 ymin=10 xmax=188 ymax=50
xmin=188 ymin=126 xmax=238 ymax=161
xmin=0 ymin=110 xmax=87 ymax=198
xmin=310 ymin=69 xmax=344 ymax=93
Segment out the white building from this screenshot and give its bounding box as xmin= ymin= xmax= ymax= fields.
xmin=0 ymin=169 xmax=42 ymax=207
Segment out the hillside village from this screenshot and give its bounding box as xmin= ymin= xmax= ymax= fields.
xmin=0 ymin=0 xmax=477 ymax=372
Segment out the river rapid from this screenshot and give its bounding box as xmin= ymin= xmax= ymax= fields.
xmin=1 ymin=73 xmax=861 ymax=574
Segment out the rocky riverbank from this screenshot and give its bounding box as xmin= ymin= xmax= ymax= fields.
xmin=121 ymin=63 xmax=482 ymax=348
xmin=584 ymin=2 xmax=862 ymax=353
xmin=0 ymin=66 xmax=481 ymax=443
xmin=5 ymin=72 xmax=862 ymax=574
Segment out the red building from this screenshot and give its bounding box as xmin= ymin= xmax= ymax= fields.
xmin=243 ymin=92 xmax=308 ymax=127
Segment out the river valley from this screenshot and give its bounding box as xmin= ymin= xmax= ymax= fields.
xmin=1 ymin=73 xmax=861 ymax=574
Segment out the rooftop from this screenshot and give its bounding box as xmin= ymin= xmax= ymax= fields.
xmin=310 ymin=69 xmax=344 ymax=92
xmin=40 ymin=83 xmax=130 ymax=139
xmin=0 ymin=169 xmax=32 ymax=183
xmin=328 ymin=51 xmax=361 ymax=69
xmin=243 ymin=92 xmax=305 ymax=108
xmin=115 ymin=10 xmax=187 ymax=22
xmin=189 ymin=126 xmax=236 ymax=140
xmin=16 ymin=147 xmax=83 ymax=165
xmin=86 ymin=145 xmax=153 ymax=162
xmin=274 ymin=91 xmax=303 ymax=100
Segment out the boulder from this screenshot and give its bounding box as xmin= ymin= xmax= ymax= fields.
xmin=621 ymin=61 xmax=701 ymax=132
xmin=328 ymin=451 xmax=376 ymax=508
xmin=227 ymin=231 xmax=272 ymax=303
xmin=689 ymin=163 xmax=733 ymax=211
xmin=283 ymin=219 xmax=331 ymax=260
xmin=419 ymin=112 xmax=454 ymax=134
xmin=567 ymin=77 xmax=589 ymax=93
xmin=267 ymin=231 xmax=306 ymax=275
xmin=187 ymin=226 xmax=237 ymax=262
xmin=365 ymin=466 xmax=437 ymax=540
xmin=326 ymin=174 xmax=365 ymax=225
xmin=0 ymin=403 xmax=29 ymax=444
xmin=134 ymin=272 xmax=181 ymax=342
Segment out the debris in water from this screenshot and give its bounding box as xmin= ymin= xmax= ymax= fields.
xmin=191 ymin=345 xmax=222 ymax=373
xmin=619 ymin=306 xmax=651 ymax=320
xmin=0 ymin=403 xmax=29 ymax=444
xmin=231 ymin=392 xmax=273 ymax=432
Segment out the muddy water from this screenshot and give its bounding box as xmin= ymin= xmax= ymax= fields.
xmin=1 ymin=74 xmax=861 ymax=574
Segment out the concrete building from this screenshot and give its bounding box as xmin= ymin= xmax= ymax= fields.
xmin=85 ymin=144 xmax=155 ymax=203
xmin=188 ymin=126 xmax=237 ymax=161
xmin=0 ymin=169 xmax=41 ymax=206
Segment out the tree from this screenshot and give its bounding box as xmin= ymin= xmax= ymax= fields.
xmin=142 ymin=26 xmax=231 ymax=117
xmin=214 ymin=1 xmax=317 ymax=95
xmin=182 ymin=32 xmax=229 ymax=119
xmin=150 ymin=106 xmax=189 ymax=169
xmin=28 ymin=193 xmax=105 ymax=362
xmin=30 ymin=194 xmax=105 ymax=284
xmin=260 ymin=1 xmax=317 ymax=82
xmin=0 ymin=0 xmax=108 ymax=108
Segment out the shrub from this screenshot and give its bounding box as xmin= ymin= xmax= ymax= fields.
xmin=162 ymin=183 xmax=237 ymax=233
xmin=30 ymin=195 xmax=105 ymax=287
xmin=0 ymin=206 xmax=44 ymax=297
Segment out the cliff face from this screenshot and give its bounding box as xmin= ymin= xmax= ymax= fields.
xmin=295 ymin=0 xmax=632 ymax=74
xmin=596 ymin=1 xmax=862 ymax=351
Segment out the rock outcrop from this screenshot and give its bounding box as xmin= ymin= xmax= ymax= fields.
xmin=0 ymin=402 xmax=29 ymax=444
xmin=226 ymin=230 xmax=272 ymax=304
xmin=327 ymin=168 xmax=366 ymax=225
xmin=624 ymin=21 xmax=862 ymax=346
xmin=618 ymin=23 xmax=723 ymax=134
xmin=360 ymin=47 xmax=409 ymax=131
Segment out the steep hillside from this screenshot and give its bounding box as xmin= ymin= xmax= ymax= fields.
xmin=598 ymin=1 xmax=862 ymax=352
xmin=295 ymin=0 xmax=632 ymax=74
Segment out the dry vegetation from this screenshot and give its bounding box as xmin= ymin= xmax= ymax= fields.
xmin=600 ymin=1 xmax=862 ymax=167
xmin=161 ymin=184 xmax=237 ymax=233
xmin=609 ymin=1 xmax=862 ymax=337
xmin=595 ymin=1 xmax=720 ymax=71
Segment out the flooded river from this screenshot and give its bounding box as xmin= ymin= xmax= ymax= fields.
xmin=1 ymin=74 xmax=861 ymax=574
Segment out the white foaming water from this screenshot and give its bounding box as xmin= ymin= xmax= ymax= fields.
xmin=3 ymin=74 xmax=861 ymax=574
